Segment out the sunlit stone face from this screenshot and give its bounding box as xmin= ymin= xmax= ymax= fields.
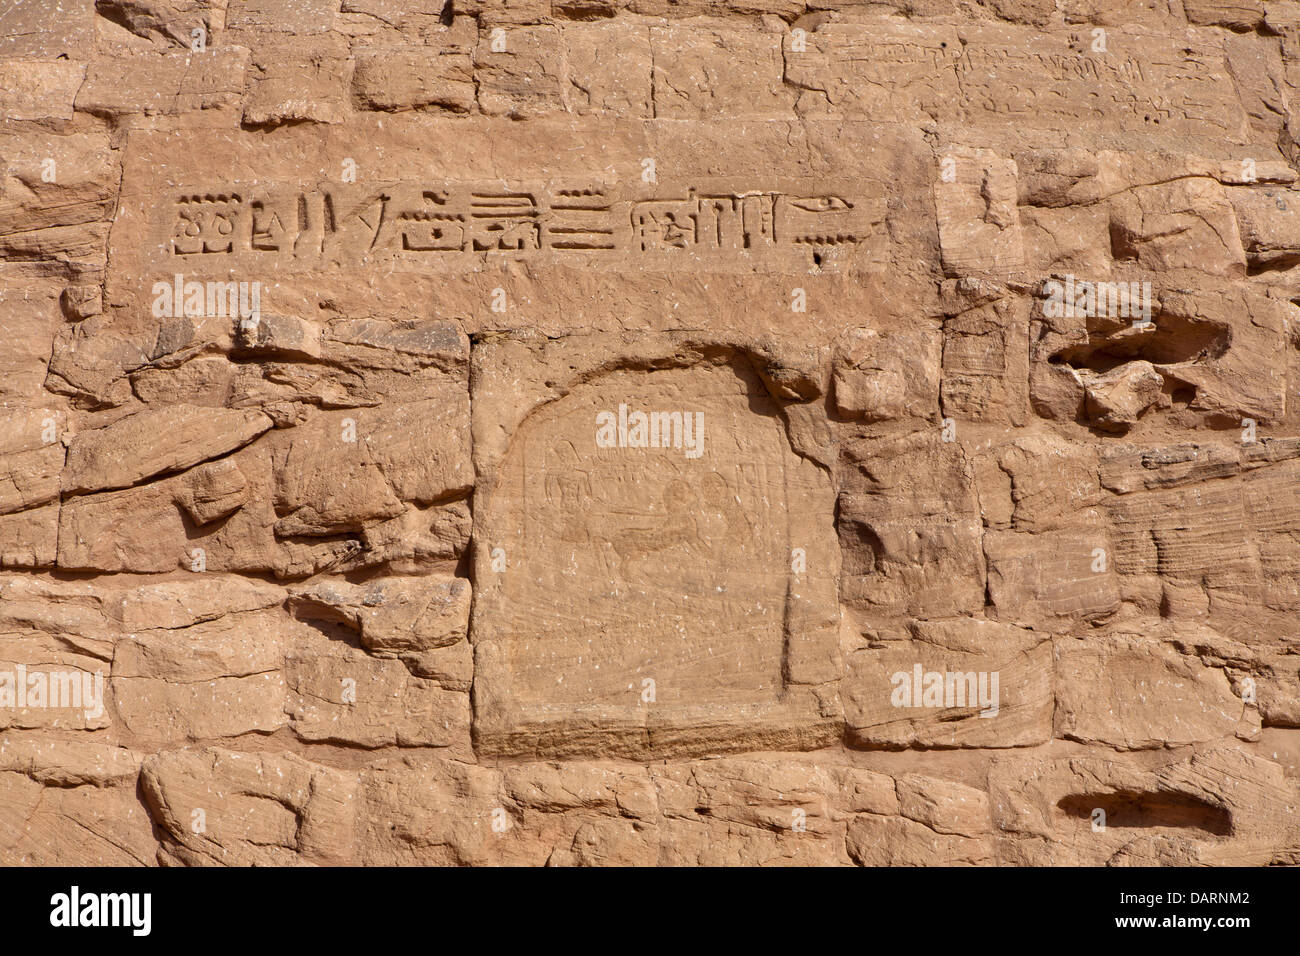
xmin=472 ymin=355 xmax=840 ymax=758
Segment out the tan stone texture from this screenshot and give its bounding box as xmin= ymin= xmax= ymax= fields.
xmin=1 ymin=0 xmax=1299 ymax=868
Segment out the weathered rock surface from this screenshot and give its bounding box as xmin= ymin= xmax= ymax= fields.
xmin=2 ymin=0 xmax=1300 ymax=868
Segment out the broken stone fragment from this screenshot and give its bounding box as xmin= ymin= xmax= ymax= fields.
xmin=0 ymin=409 xmax=65 ymax=517
xmin=284 ymin=648 xmax=471 ymax=750
xmin=991 ymin=748 xmax=1298 ymax=865
xmin=832 ymin=326 xmax=939 ymax=422
xmin=242 ymin=36 xmax=352 ymax=126
xmin=234 ymin=312 xmax=322 ymax=359
xmin=75 ymin=48 xmax=250 ymax=117
xmin=1080 ymin=360 xmax=1165 ymax=433
xmin=59 ymin=283 xmax=102 ymax=321
xmin=1108 ymin=179 xmax=1246 ymax=278
xmin=1227 ymin=186 xmax=1300 ymax=270
xmin=1054 ymin=630 xmax=1255 ymax=749
xmin=933 ymin=147 xmax=1024 ymax=278
xmin=271 ymin=410 xmax=405 ymax=535
xmin=842 ymin=617 xmax=1052 ymax=749
xmin=351 ymin=48 xmax=476 ymax=113
xmin=63 ymin=405 xmax=273 ymax=494
xmin=95 ymin=0 xmax=217 ymax=47
xmin=175 ymin=458 xmax=250 ymax=525
xmin=289 ymin=574 xmax=471 ymax=654
xmin=0 ymin=737 xmax=154 ymax=866
xmin=140 ymin=748 xmax=356 ymax=866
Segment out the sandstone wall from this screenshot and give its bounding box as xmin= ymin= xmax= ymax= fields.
xmin=2 ymin=0 xmax=1300 ymax=866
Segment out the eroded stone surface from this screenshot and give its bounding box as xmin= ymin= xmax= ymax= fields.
xmin=471 ymin=337 xmax=841 ymax=758
xmin=3 ymin=0 xmax=1300 ymax=868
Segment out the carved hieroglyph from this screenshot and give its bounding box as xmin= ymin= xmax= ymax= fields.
xmin=471 ymin=338 xmax=841 ymax=758
xmin=158 ymin=183 xmax=880 ymax=268
xmin=786 ymin=22 xmax=1248 ymax=142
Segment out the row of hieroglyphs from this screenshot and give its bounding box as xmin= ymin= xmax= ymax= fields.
xmin=791 ymin=36 xmax=1153 ymax=82
xmin=163 ymin=184 xmax=887 ymax=266
xmin=784 ymin=29 xmax=1240 ymax=134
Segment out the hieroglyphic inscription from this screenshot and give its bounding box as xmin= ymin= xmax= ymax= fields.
xmin=953 ymin=37 xmax=1243 ymax=137
xmin=786 ymin=23 xmax=1246 ymax=140
xmin=161 ymin=182 xmax=885 ymax=271
xmin=784 ymin=24 xmax=961 ymax=119
xmin=631 ymin=191 xmax=869 ymax=253
xmin=469 ymin=351 xmax=844 ymax=757
xmin=474 ymin=364 xmax=790 ymax=745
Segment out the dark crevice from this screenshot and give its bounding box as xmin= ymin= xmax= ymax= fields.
xmin=1057 ymin=791 xmax=1232 ymax=836
xmin=1246 ymin=254 xmax=1300 ymax=276
xmin=1051 ymin=318 xmax=1230 ymax=374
